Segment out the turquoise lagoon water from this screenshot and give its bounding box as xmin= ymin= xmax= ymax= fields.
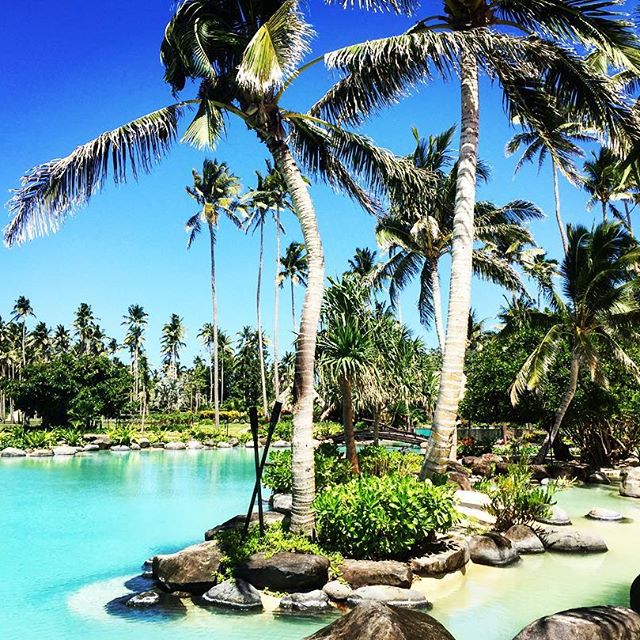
xmin=1 ymin=449 xmax=639 ymax=640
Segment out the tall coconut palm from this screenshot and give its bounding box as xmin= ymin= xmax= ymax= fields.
xmin=507 ymin=116 xmax=596 ymax=253
xmin=511 ymin=222 xmax=640 ymax=463
xmin=278 ymin=241 xmax=308 ymax=331
xmin=218 ymin=329 xmax=234 ymax=404
xmin=320 ymin=0 xmax=639 ymax=478
xmin=4 ymin=0 xmax=428 ymax=534
xmin=161 ymin=314 xmax=186 ymax=380
xmin=348 ymin=247 xmax=378 ymax=278
xmin=52 ymin=325 xmax=71 ymax=354
xmin=186 ymin=159 xmax=246 ymax=428
xmin=73 ymin=303 xmax=96 ymax=356
xmin=11 ymin=296 xmax=34 ymax=369
xmin=582 ymin=147 xmax=629 ymax=223
xmin=198 ymin=322 xmax=216 ymax=404
xmin=122 ymin=304 xmax=148 ymax=408
xmin=30 ymin=322 xmax=51 ymax=362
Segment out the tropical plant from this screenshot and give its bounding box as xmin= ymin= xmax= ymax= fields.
xmin=122 ymin=304 xmax=148 ymax=411
xmin=160 ymin=314 xmax=186 ymax=381
xmin=582 ymin=146 xmax=629 ymax=223
xmin=278 ymin=241 xmax=308 ymax=332
xmin=511 ymin=222 xmax=640 ymax=463
xmin=348 ymin=247 xmax=378 ymax=278
xmin=11 ymin=296 xmax=34 ymax=369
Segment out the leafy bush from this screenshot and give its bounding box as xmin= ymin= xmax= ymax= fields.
xmin=0 ymin=426 xmax=27 ymax=449
xmin=107 ymin=425 xmax=138 ymax=446
xmin=314 ymin=474 xmax=458 ymax=560
xmin=484 ymin=463 xmax=556 ymax=531
xmin=313 ymin=420 xmax=342 ymax=439
xmin=358 ymin=445 xmax=422 ymax=477
xmin=492 ymin=440 xmax=538 ymax=463
xmin=23 ymin=429 xmax=57 ymax=449
xmin=53 ymin=428 xmax=84 ymax=446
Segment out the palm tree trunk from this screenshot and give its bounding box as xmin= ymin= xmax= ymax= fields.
xmin=268 ymin=139 xmax=323 ymax=536
xmin=273 ymin=209 xmax=281 ymax=399
xmin=209 ymin=222 xmax=220 ymax=429
xmin=431 ymin=262 xmax=445 ymax=355
xmin=220 ymin=357 xmax=225 ymax=404
xmin=208 ymin=351 xmax=213 ymax=404
xmin=340 ymin=375 xmax=359 ymax=473
xmin=534 ymin=353 xmax=580 ymax=464
xmin=290 ymin=279 xmax=296 ymax=331
xmin=552 ymin=162 xmax=568 ymax=253
xmin=624 ymin=200 xmax=633 ymax=235
xmin=421 ymin=51 xmax=479 ymax=479
xmin=256 ymin=222 xmax=269 ymax=417
xmin=602 ymin=200 xmax=607 ymax=222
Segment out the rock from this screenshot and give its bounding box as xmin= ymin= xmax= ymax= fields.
xmin=447 ymin=471 xmax=472 ymax=491
xmin=270 ymin=493 xmax=293 ymax=515
xmin=199 ymin=579 xmax=263 ymax=610
xmin=346 ymin=586 xmax=430 ymax=610
xmin=469 ymin=533 xmax=520 ymax=567
xmin=529 ymin=465 xmax=550 ymax=481
xmin=217 ymin=441 xmax=232 ymax=448
xmin=547 ymin=462 xmax=590 ymax=482
xmin=455 ymin=490 xmax=491 ymax=510
xmin=130 ymin=443 xmax=141 ymax=451
xmin=138 ymin=438 xmax=150 ymax=449
xmin=446 ymin=460 xmax=471 ymax=476
xmin=82 ymin=444 xmax=100 ymax=452
xmin=272 ymin=440 xmax=290 ymax=448
xmin=204 ymin=511 xmax=287 ymax=540
xmin=631 ymin=575 xmax=640 ymax=614
xmin=235 ymin=552 xmax=329 ymax=592
xmin=541 ymin=529 xmax=608 ymax=553
xmin=164 ymin=441 xmax=186 ymax=450
xmin=186 ymin=440 xmax=204 ymax=450
xmin=126 ymin=589 xmax=161 ymax=608
xmin=512 ymin=605 xmax=640 ymax=640
xmin=601 ymin=468 xmax=622 ymax=482
xmin=280 ymin=590 xmax=332 ymax=613
xmin=586 ymin=508 xmax=623 ymax=521
xmin=323 ymin=580 xmax=353 ymax=602
xmin=535 ymin=505 xmax=571 ymax=526
xmin=229 ymin=438 xmax=239 ymax=446
xmin=587 ymin=471 xmax=610 ymax=485
xmin=27 ymin=448 xmax=53 ymax=457
xmin=152 ymin=541 xmax=222 ymax=594
xmin=304 ymin=601 xmax=456 ymax=640
xmin=620 ymin=468 xmax=640 ymax=498
xmin=340 ymin=560 xmax=412 ymax=589
xmin=53 ymin=445 xmax=76 ymax=456
xmin=462 ymin=456 xmax=493 ymax=477
xmin=1 ymin=447 xmax=26 ymax=457
xmin=504 ymin=525 xmax=545 ymax=554
xmin=481 ymin=453 xmax=503 ymax=464
xmin=111 ymin=445 xmax=130 ymax=452
xmin=410 ymin=539 xmax=470 ymax=577
xmin=245 ymin=442 xmax=255 ymax=448
xmin=91 ymin=434 xmax=113 ymax=450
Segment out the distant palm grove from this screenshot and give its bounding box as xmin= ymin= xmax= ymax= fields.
xmin=4 ymin=0 xmax=640 ymax=540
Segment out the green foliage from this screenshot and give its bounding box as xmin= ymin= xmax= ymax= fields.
xmin=484 ymin=463 xmax=556 ymax=531
xmin=314 ymin=420 xmax=342 ymax=439
xmin=107 ymin=425 xmax=138 ymax=446
xmin=492 ymin=440 xmax=538 ymax=463
xmin=22 ymin=429 xmax=57 ymax=449
xmin=0 ymin=426 xmax=27 ymax=449
xmin=358 ymin=445 xmax=422 ymax=477
xmin=314 ymin=474 xmax=458 ymax=560
xmin=53 ymin=427 xmax=84 ymax=446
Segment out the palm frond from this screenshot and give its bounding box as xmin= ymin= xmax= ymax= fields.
xmin=181 ymin=99 xmax=226 ymax=149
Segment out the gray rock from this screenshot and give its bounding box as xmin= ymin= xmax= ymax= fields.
xmin=204 ymin=511 xmax=287 ymax=540
xmin=235 ymin=552 xmax=329 ymax=592
xmin=82 ymin=444 xmax=100 ymax=452
xmin=164 ymin=441 xmax=186 ymax=450
xmin=126 ymin=589 xmax=161 ymax=608
xmin=631 ymin=575 xmax=640 ymax=614
xmin=111 ymin=445 xmax=130 ymax=452
xmin=270 ymin=493 xmax=293 ymax=515
xmin=323 ymin=580 xmax=353 ymax=602
xmin=130 ymin=443 xmax=141 ymax=451
xmin=200 ymin=579 xmax=263 ymax=610
xmin=1 ymin=447 xmax=26 ymax=457
xmin=541 ymin=528 xmax=608 ymax=553
xmin=620 ymin=468 xmax=640 ymax=498
xmin=272 ymin=440 xmax=291 ymax=448
xmin=512 ymin=606 xmax=640 ymax=640
xmin=447 ymin=471 xmax=472 ymax=491
xmin=586 ymin=508 xmax=623 ymax=522
xmin=217 ymin=441 xmax=232 ymax=448
xmin=90 ymin=434 xmax=113 ymax=450
xmin=535 ymin=505 xmax=571 ymax=526
xmin=280 ymin=590 xmax=332 ymax=613
xmin=340 ymin=559 xmax=413 ymax=589
xmin=587 ymin=472 xmax=610 ymax=485
xmin=53 ymin=445 xmax=76 ymax=456
xmin=27 ymin=448 xmax=53 ymax=457
xmin=138 ymin=438 xmax=150 ymax=449
xmin=152 ymin=541 xmax=222 ymax=594
xmin=346 ymin=585 xmax=430 ymax=610
xmin=304 ymin=601 xmax=456 ymax=640
xmin=186 ymin=440 xmax=204 ymax=450
xmin=504 ymin=525 xmax=545 ymax=554
xmin=410 ymin=539 xmax=470 ymax=577
xmin=469 ymin=533 xmax=520 ymax=567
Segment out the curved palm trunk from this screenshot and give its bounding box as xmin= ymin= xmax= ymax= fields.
xmin=552 ymin=162 xmax=568 ymax=254
xmin=269 ymin=140 xmax=323 ymax=535
xmin=273 ymin=210 xmax=281 ymax=399
xmin=340 ymin=375 xmax=360 ymax=473
xmin=431 ymin=262 xmax=445 ymax=355
xmin=534 ymin=353 xmax=579 ymax=464
xmin=290 ymin=279 xmax=297 ymax=331
xmin=209 ymin=223 xmax=220 ymax=429
xmin=602 ymin=200 xmax=607 ymax=223
xmin=256 ymin=223 xmax=269 ymax=417
xmin=421 ymin=52 xmax=479 ymax=479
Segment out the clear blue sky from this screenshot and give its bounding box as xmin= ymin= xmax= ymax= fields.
xmin=0 ymin=1 xmax=608 ymax=366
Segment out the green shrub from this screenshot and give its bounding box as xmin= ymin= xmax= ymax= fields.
xmin=107 ymin=425 xmax=138 ymax=446
xmin=0 ymin=426 xmax=27 ymax=449
xmin=484 ymin=463 xmax=556 ymax=531
xmin=358 ymin=445 xmax=422 ymax=477
xmin=23 ymin=429 xmax=57 ymax=449
xmin=314 ymin=474 xmax=458 ymax=560
xmin=313 ymin=420 xmax=342 ymax=440
xmin=53 ymin=428 xmax=84 ymax=446
xmin=492 ymin=440 xmax=538 ymax=463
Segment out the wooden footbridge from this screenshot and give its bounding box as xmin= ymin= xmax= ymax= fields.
xmin=330 ymin=426 xmax=430 ymax=447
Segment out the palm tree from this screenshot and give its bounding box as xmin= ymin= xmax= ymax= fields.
xmin=507 ymin=116 xmax=596 ymax=253
xmin=122 ymin=304 xmax=148 ymax=408
xmin=348 ymin=247 xmax=377 ymax=278
xmin=161 ymin=314 xmax=186 ymax=380
xmin=320 ymin=0 xmax=639 ymax=479
xmin=582 ymin=147 xmax=629 ymax=223
xmin=198 ymin=322 xmax=216 ymax=404
xmin=30 ymin=322 xmax=51 ymax=361
xmin=278 ymin=241 xmax=309 ymax=331
xmin=52 ymin=325 xmax=71 ymax=354
xmin=218 ymin=329 xmax=234 ymax=404
xmin=511 ymin=222 xmax=640 ymax=463
xmin=4 ymin=0 xmax=431 ymax=534
xmin=186 ymin=159 xmax=246 ymax=428
xmin=73 ymin=303 xmax=96 ymax=356
xmin=377 ymin=127 xmax=542 ymax=354
xmin=11 ymin=296 xmax=34 ymax=369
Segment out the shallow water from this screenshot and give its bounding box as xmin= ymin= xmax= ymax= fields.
xmin=1 ymin=450 xmax=638 ymax=640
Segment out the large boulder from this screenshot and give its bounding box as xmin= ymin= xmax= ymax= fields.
xmin=620 ymin=468 xmax=640 ymax=498
xmin=28 ymin=448 xmax=54 ymax=457
xmin=410 ymin=539 xmax=470 ymax=577
xmin=204 ymin=511 xmax=287 ymax=540
xmin=126 ymin=589 xmax=162 ymax=608
xmin=152 ymin=541 xmax=222 ymax=594
xmin=86 ymin=434 xmax=112 ymax=450
xmin=585 ymin=508 xmax=623 ymax=522
xmin=340 ymin=560 xmax=413 ymax=589
xmin=323 ymin=580 xmax=353 ymax=602
xmin=304 ymin=602 xmax=456 ymax=640
xmin=447 ymin=471 xmax=472 ymax=491
xmin=504 ymin=525 xmax=545 ymax=554
xmin=631 ymin=575 xmax=640 ymax=614
xmin=52 ymin=445 xmax=77 ymax=456
xmin=199 ymin=578 xmax=263 ymax=610
xmin=541 ymin=529 xmax=607 ymax=553
xmin=346 ymin=586 xmax=430 ymax=610
xmin=1 ymin=447 xmax=27 ymax=457
xmin=270 ymin=493 xmax=293 ymax=515
xmin=235 ymin=552 xmax=329 ymax=592
xmin=469 ymin=533 xmax=520 ymax=567
xmin=164 ymin=441 xmax=186 ymax=451
xmin=535 ymin=505 xmax=571 ymax=526
xmin=280 ymin=590 xmax=333 ymax=613
xmin=512 ymin=606 xmax=640 ymax=640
